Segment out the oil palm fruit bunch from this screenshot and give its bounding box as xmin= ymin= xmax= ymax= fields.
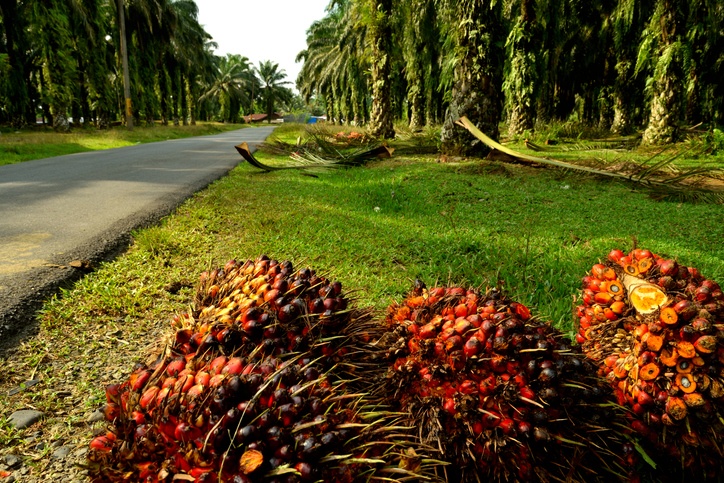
xmin=576 ymin=248 xmax=724 ymax=478
xmin=377 ymin=281 xmax=627 ymax=482
xmin=169 ymin=255 xmax=375 ymax=376
xmin=88 ymin=256 xmax=444 ymax=482
xmin=89 ymin=350 xmax=441 ymax=482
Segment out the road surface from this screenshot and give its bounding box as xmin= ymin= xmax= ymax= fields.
xmin=0 ymin=126 xmax=275 ymax=350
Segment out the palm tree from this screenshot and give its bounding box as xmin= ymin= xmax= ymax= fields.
xmin=504 ymin=0 xmax=540 ymax=136
xmin=296 ymin=0 xmax=369 ymax=125
xmin=402 ymin=0 xmax=441 ymax=131
xmin=202 ymin=54 xmax=255 ymax=123
xmin=640 ymin=0 xmax=686 ymax=144
xmin=29 ymin=0 xmax=77 ymax=131
xmin=440 ymin=0 xmax=504 ymax=155
xmin=256 ymin=60 xmax=292 ymax=123
xmin=0 ymin=0 xmax=32 ymax=127
xmin=367 ymin=0 xmax=395 ymax=138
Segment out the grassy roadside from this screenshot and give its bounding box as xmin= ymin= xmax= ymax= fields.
xmin=0 ymin=123 xmax=723 ymax=480
xmin=0 ymin=122 xmax=248 ymax=166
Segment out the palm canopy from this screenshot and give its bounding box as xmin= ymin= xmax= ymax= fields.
xmin=256 ymin=60 xmax=292 ymax=122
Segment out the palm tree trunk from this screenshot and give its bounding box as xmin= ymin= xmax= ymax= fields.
xmin=368 ymin=0 xmax=395 ymax=138
xmin=0 ymin=0 xmax=31 ymax=127
xmin=642 ymin=0 xmax=684 ymax=144
xmin=441 ymin=0 xmax=504 ymax=156
xmin=505 ymin=0 xmax=538 ymax=137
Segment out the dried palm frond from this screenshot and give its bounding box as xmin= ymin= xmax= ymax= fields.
xmin=235 ymin=141 xmax=393 ymax=173
xmin=457 ymin=117 xmax=724 ymax=204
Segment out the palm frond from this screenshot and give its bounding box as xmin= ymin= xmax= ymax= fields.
xmin=456 ymin=116 xmax=724 ymax=204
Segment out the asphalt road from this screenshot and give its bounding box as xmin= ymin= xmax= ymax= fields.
xmin=0 ymin=126 xmax=275 ymax=350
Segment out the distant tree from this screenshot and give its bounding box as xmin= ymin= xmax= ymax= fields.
xmin=202 ymin=54 xmax=256 ymax=123
xmin=256 ymin=60 xmax=292 ymax=123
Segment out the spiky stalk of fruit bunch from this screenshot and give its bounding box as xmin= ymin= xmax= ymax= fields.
xmin=576 ymin=248 xmax=724 ymax=478
xmin=168 ymin=255 xmax=378 ymax=378
xmin=88 ymin=350 xmax=444 ymax=482
xmin=377 ymin=281 xmax=628 ymax=482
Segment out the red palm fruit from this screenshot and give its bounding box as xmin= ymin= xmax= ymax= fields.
xmin=177 ymin=375 xmax=196 ymax=393
xmin=608 ymin=249 xmax=625 ymax=263
xmin=466 ymin=314 xmax=482 ymax=327
xmin=695 ymin=286 xmax=711 ymax=303
xmin=89 ymin=435 xmax=114 ymax=452
xmin=418 ymin=322 xmax=437 ymax=339
xmin=674 ymin=299 xmax=697 ymax=320
xmin=454 ymin=303 xmax=468 ymax=318
xmin=103 ymin=403 xmax=120 ymax=421
xmin=139 ymin=386 xmax=159 ymax=410
xmin=463 ymin=337 xmax=482 ymax=358
xmin=499 ymin=418 xmax=516 ymax=435
xmin=519 ymin=386 xmax=535 ymax=400
xmin=443 ymin=397 xmax=456 ymax=416
xmin=479 ymin=375 xmax=496 ymax=396
xmin=591 ymin=263 xmax=607 ymax=279
xmin=637 ymin=390 xmax=654 ymax=406
xmin=459 ymin=380 xmax=477 ymax=395
xmin=162 ymin=377 xmax=177 ymax=389
xmin=209 ymin=374 xmax=226 ymax=387
xmin=594 ymin=292 xmax=613 ymax=305
xmin=105 ymin=383 xmax=121 ymax=403
xmin=693 ymin=335 xmax=717 ymax=354
xmin=194 ymin=371 xmax=211 ymax=387
xmin=166 ymin=358 xmax=186 ymax=377
xmin=222 ymin=357 xmax=244 ymax=375
xmin=454 ymin=317 xmax=472 ymax=335
xmin=130 ymin=370 xmax=152 ymax=392
xmin=186 ymin=384 xmax=205 ymax=399
xmin=611 ymin=299 xmax=628 ymax=314
xmin=514 ymin=303 xmax=531 ymax=320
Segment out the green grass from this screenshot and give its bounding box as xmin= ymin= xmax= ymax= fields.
xmin=0 ymin=121 xmax=248 ymax=166
xmin=34 ymin=131 xmax=724 ymax=335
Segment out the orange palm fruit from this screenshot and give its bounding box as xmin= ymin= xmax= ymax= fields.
xmin=665 ymin=396 xmax=688 ymax=420
xmin=659 ymin=307 xmax=678 ymax=325
xmin=639 ymin=363 xmax=660 ymax=381
xmin=675 ymin=373 xmax=697 ymax=393
xmin=641 ymin=332 xmax=663 ymax=352
xmin=659 ymin=347 xmax=679 ymax=367
xmin=676 ymin=341 xmax=696 ymax=358
xmin=693 ymin=335 xmax=717 ymax=354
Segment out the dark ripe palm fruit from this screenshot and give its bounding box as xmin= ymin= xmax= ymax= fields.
xmin=89 ymin=333 xmax=441 ymax=481
xmin=170 ymin=257 xmax=377 ymax=371
xmin=380 ymin=284 xmax=626 ymax=482
xmin=577 ymin=248 xmax=724 ymax=479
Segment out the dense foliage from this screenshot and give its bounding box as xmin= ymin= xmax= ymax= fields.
xmin=0 ymin=0 xmax=295 ymax=129
xmin=3 ymin=0 xmax=722 ymax=147
xmin=297 ymin=0 xmax=724 ymax=151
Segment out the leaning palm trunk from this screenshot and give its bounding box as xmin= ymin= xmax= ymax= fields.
xmin=441 ymin=0 xmax=504 ymax=156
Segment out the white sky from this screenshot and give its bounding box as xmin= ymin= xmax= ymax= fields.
xmin=194 ymin=0 xmax=331 ymax=92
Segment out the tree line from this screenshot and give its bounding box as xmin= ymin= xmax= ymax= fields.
xmin=0 ymin=0 xmax=294 ymax=130
xmin=296 ymin=0 xmax=723 ymax=154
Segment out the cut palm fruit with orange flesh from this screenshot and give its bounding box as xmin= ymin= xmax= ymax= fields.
xmin=620 ymin=274 xmax=668 ymax=315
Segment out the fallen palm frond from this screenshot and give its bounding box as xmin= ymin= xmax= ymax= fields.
xmin=457 ymin=117 xmax=724 ymax=204
xmin=524 ymin=137 xmax=640 ymax=152
xmin=235 ymin=141 xmax=393 ymax=173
